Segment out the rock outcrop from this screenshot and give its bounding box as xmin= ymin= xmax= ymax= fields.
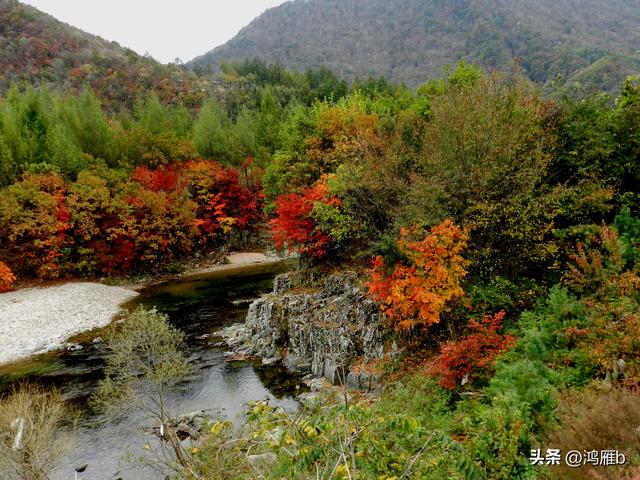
xmin=221 ymin=272 xmax=384 ymax=389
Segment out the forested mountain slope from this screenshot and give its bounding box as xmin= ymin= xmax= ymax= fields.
xmin=188 ymin=0 xmax=640 ymax=91
xmin=0 ymin=0 xmax=207 ymax=108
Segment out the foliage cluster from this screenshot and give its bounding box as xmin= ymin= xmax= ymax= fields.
xmin=0 ymin=159 xmax=260 ymax=278
xmin=367 ymin=220 xmax=469 ymax=332
xmin=0 ymin=261 xmax=16 ymax=292
xmin=428 ymin=311 xmax=515 ymax=390
xmin=269 ymin=175 xmax=341 ymax=258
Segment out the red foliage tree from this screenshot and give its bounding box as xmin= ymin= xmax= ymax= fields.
xmin=0 ymin=261 xmax=16 ymax=293
xmin=428 ymin=311 xmax=515 ymax=390
xmin=269 ymin=176 xmax=338 ymax=258
xmin=367 ymin=220 xmax=469 ymax=331
xmin=131 ymin=165 xmax=181 ymax=192
xmin=0 ymin=173 xmax=71 ymax=278
xmin=65 ymin=171 xmax=135 ymax=275
xmin=184 ymin=160 xmax=261 ymax=241
xmin=120 ymin=183 xmax=197 ymax=268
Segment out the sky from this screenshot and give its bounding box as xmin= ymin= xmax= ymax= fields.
xmin=22 ymin=0 xmax=288 ymax=64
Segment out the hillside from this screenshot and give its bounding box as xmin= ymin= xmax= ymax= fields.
xmin=188 ymin=0 xmax=640 ymax=91
xmin=0 ymin=0 xmax=207 ymax=108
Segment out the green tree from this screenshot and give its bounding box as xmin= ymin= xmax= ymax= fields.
xmin=191 ymin=98 xmax=237 ymax=164
xmin=408 ymin=71 xmax=561 ymax=280
xmin=94 ymin=306 xmax=197 ymax=477
xmin=60 ymin=87 xmax=116 ymax=166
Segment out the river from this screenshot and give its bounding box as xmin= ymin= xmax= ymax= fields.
xmin=0 ymin=259 xmax=304 ymax=480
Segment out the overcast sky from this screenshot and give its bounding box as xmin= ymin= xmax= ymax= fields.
xmin=22 ymin=1 xmax=288 ymax=64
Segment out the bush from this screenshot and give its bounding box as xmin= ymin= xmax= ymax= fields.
xmin=0 ymin=261 xmax=16 ymax=292
xmin=428 ymin=311 xmax=515 ymax=390
xmin=0 ymin=384 xmax=72 ymax=480
xmin=549 ymin=387 xmax=640 ymax=480
xmin=464 ymin=398 xmax=533 ymax=480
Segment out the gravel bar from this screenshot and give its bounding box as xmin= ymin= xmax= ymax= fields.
xmin=0 ymin=282 xmax=139 ymax=365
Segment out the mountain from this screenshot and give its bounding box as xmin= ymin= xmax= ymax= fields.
xmin=0 ymin=0 xmax=207 ymax=108
xmin=188 ymin=0 xmax=640 ymax=91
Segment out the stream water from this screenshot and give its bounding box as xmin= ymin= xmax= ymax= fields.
xmin=0 ymin=260 xmax=304 ymax=480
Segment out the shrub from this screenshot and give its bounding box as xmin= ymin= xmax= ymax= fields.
xmin=562 ymin=226 xmax=640 ymax=384
xmin=428 ymin=311 xmax=515 ymax=390
xmin=0 ymin=261 xmax=16 ymax=292
xmin=548 ymin=387 xmax=640 ymax=480
xmin=0 ymin=384 xmax=71 ymax=480
xmin=464 ymin=398 xmax=533 ymax=480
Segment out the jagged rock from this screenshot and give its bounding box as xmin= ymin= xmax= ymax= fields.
xmin=283 ymin=353 xmax=311 ymax=372
xmin=346 ymin=371 xmax=359 ymax=390
xmin=304 ymin=377 xmax=326 ymax=392
xmin=175 ymin=423 xmax=198 ymax=441
xmin=272 ymin=270 xmax=304 ymax=294
xmin=222 ymin=272 xmax=386 ymax=389
xmin=323 ymin=358 xmax=346 ymax=385
xmin=148 ymin=410 xmax=210 ymax=440
xmin=346 ymin=370 xmax=381 ymax=391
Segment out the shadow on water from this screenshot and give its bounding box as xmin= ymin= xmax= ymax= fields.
xmin=0 ymin=258 xmax=306 ymax=480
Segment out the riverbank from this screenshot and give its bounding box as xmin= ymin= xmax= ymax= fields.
xmin=0 ymin=252 xmax=295 ymax=366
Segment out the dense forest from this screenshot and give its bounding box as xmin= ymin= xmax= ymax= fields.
xmin=0 ymin=52 xmax=639 ymax=478
xmin=189 ymin=0 xmax=640 ymax=93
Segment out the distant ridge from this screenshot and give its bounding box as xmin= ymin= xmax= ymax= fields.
xmin=0 ymin=0 xmax=207 ymax=108
xmin=188 ymin=0 xmax=640 ymax=91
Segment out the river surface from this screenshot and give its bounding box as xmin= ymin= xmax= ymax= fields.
xmin=0 ymin=260 xmax=304 ymax=480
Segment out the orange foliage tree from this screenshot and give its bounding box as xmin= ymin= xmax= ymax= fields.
xmin=367 ymin=219 xmax=469 ymax=331
xmin=427 ymin=311 xmax=515 ymax=390
xmin=0 ymin=261 xmax=16 ymax=293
